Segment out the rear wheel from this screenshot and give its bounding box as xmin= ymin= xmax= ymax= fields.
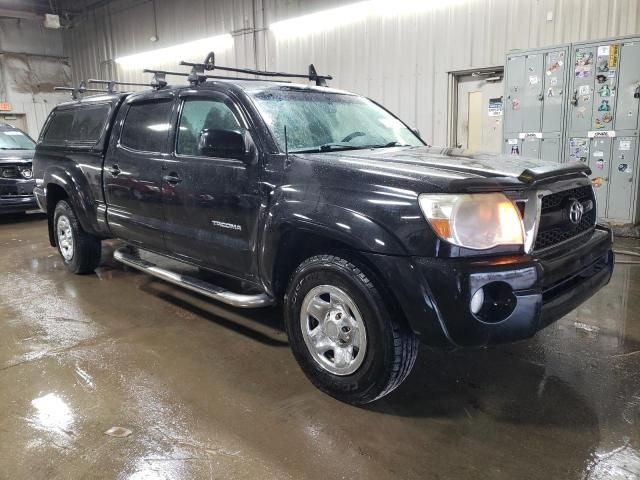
xmin=53 ymin=200 xmax=101 ymax=274
xmin=284 ymin=254 xmax=418 ymax=405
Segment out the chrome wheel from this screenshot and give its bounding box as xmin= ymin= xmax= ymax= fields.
xmin=56 ymin=215 xmax=74 ymax=261
xmin=300 ymin=285 xmax=367 ymax=376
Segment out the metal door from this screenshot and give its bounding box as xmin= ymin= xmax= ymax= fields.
xmin=607 ymin=136 xmax=637 ymax=221
xmin=569 ymin=46 xmax=597 ymax=133
xmin=542 ymin=49 xmax=567 ymax=133
xmin=504 ymin=137 xmax=522 ymax=156
xmin=614 ymin=41 xmax=640 ymax=131
xmin=504 ymin=55 xmax=525 ymax=134
xmin=588 ymin=137 xmax=612 ymax=216
xmin=455 ymin=74 xmax=504 ymax=153
xmin=592 ymin=43 xmax=619 ymax=132
xmin=522 ymin=54 xmax=544 ymax=133
xmin=521 ymin=137 xmax=541 ymax=158
xmin=568 ymin=137 xmax=590 ymax=164
xmin=541 ymin=133 xmax=562 ymax=162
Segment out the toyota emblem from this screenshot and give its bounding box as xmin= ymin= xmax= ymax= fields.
xmin=568 ymin=198 xmax=584 ymax=225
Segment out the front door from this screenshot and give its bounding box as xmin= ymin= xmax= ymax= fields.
xmin=104 ymin=95 xmax=175 ymax=249
xmin=162 ymin=90 xmax=262 ymax=281
xmin=455 ymin=73 xmax=504 ymax=153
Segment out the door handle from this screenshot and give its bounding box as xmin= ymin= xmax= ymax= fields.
xmin=163 ymin=173 xmax=182 ymax=185
xmin=109 ymin=164 xmax=121 ymax=176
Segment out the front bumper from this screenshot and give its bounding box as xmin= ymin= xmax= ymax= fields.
xmin=0 ymin=179 xmax=37 ymax=214
xmin=365 ymin=225 xmax=614 ymax=348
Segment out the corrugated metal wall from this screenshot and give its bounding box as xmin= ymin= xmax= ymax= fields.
xmin=61 ymin=0 xmax=640 ymax=145
xmin=0 ymin=18 xmax=71 ymax=137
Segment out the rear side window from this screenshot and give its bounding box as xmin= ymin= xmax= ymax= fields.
xmin=43 ymin=110 xmax=74 ymax=143
xmin=69 ymin=104 xmax=110 ymax=143
xmin=120 ymin=99 xmax=173 ymax=152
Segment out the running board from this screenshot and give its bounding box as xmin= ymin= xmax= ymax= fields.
xmin=113 ymin=247 xmax=274 ymax=308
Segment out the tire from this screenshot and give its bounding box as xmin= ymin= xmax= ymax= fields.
xmin=284 ymin=254 xmax=419 ymax=405
xmin=53 ymin=200 xmax=102 ymax=274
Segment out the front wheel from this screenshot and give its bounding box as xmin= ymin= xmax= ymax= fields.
xmin=284 ymin=254 xmax=418 ymax=405
xmin=53 ymin=200 xmax=102 ymax=274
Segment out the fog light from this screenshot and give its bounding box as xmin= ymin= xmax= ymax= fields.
xmin=470 ymin=288 xmax=485 ymax=314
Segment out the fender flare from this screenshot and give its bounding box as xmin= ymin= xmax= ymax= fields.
xmin=43 ymin=164 xmax=103 ymax=242
xmin=259 ymin=198 xmax=408 ymax=293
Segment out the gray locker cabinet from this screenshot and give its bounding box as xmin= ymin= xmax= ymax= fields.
xmin=542 ymin=49 xmax=568 ymax=133
xmin=608 ymin=136 xmax=638 ymax=221
xmin=614 ymin=41 xmax=640 ymax=131
xmin=589 ymin=137 xmax=613 ymax=216
xmin=522 ymin=54 xmax=544 ymax=133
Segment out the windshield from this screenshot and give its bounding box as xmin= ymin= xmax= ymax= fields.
xmin=249 ymin=89 xmax=424 ymax=153
xmin=0 ymin=129 xmax=36 ymax=150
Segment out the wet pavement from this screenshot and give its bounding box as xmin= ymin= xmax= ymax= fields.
xmin=0 ymin=212 xmax=639 ymax=479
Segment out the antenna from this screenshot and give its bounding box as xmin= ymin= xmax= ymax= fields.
xmin=284 ymin=125 xmax=291 ymax=170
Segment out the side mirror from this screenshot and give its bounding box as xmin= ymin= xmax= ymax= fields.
xmin=411 ymin=127 xmax=421 ymax=139
xmin=198 ymin=129 xmax=247 ymax=160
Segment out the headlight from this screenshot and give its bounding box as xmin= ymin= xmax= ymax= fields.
xmin=19 ymin=167 xmax=33 ymax=179
xmin=418 ymin=193 xmax=524 ymax=250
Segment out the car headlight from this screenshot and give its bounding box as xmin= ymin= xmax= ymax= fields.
xmin=19 ymin=167 xmax=33 ymax=179
xmin=418 ymin=193 xmax=524 ymax=250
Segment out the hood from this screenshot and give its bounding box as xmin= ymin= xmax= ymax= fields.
xmin=0 ymin=149 xmax=35 ymax=164
xmin=299 ymin=146 xmax=590 ymax=192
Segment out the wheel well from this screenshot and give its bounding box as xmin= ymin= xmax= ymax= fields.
xmin=271 ymin=229 xmax=410 ymax=329
xmin=46 ymin=184 xmax=68 ymax=246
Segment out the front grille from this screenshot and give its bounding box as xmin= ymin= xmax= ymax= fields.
xmin=0 ymin=166 xmax=19 ymax=179
xmin=534 ymin=185 xmax=596 ymax=251
xmin=0 ymin=163 xmax=31 ymax=180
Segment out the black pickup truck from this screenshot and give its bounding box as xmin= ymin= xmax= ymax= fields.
xmin=32 ymin=77 xmax=614 ymax=404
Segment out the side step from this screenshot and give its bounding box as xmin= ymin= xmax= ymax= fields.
xmin=113 ymin=247 xmax=275 ymax=308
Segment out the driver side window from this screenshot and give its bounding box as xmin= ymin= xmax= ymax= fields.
xmin=177 ymin=98 xmax=241 ymax=157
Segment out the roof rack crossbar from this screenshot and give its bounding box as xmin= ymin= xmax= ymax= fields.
xmin=142 ymin=69 xmax=292 ymax=85
xmin=179 ymin=52 xmax=332 ymax=86
xmin=54 ymin=81 xmax=110 ymax=99
xmin=88 ymin=78 xmax=150 ymax=93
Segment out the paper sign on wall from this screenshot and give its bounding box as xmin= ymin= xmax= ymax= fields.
xmin=488 ymin=98 xmax=503 ymax=116
xmin=619 ymin=140 xmax=631 ymax=150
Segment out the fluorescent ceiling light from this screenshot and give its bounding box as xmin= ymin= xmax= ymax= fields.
xmin=270 ymin=0 xmax=466 ymax=38
xmin=115 ymin=33 xmax=233 ymax=69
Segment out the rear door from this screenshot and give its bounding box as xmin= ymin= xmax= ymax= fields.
xmin=104 ymin=93 xmax=176 ymax=249
xmin=162 ymin=89 xmax=262 ymax=280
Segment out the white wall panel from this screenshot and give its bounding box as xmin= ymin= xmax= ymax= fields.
xmin=61 ymin=0 xmax=640 ymax=145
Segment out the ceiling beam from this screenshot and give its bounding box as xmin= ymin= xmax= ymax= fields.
xmin=0 ymin=8 xmax=42 ymax=21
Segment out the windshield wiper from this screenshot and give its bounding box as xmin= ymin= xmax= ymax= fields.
xmin=368 ymin=141 xmax=412 ymax=148
xmin=291 ymin=143 xmax=370 ymax=153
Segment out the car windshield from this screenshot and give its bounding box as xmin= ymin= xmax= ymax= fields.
xmin=0 ymin=129 xmax=36 ymax=150
xmin=249 ymin=88 xmax=424 ymax=153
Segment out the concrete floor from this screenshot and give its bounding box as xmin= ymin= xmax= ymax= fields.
xmin=0 ymin=213 xmax=639 ymax=480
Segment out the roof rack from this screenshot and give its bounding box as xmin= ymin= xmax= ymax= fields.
xmin=54 ymin=81 xmax=110 ymax=100
xmin=88 ymin=78 xmax=150 ymax=93
xmin=142 ymin=68 xmax=293 ymax=89
xmin=179 ymin=52 xmax=332 ymax=87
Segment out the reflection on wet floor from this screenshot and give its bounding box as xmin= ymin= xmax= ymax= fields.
xmin=0 ymin=213 xmax=639 ymax=479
